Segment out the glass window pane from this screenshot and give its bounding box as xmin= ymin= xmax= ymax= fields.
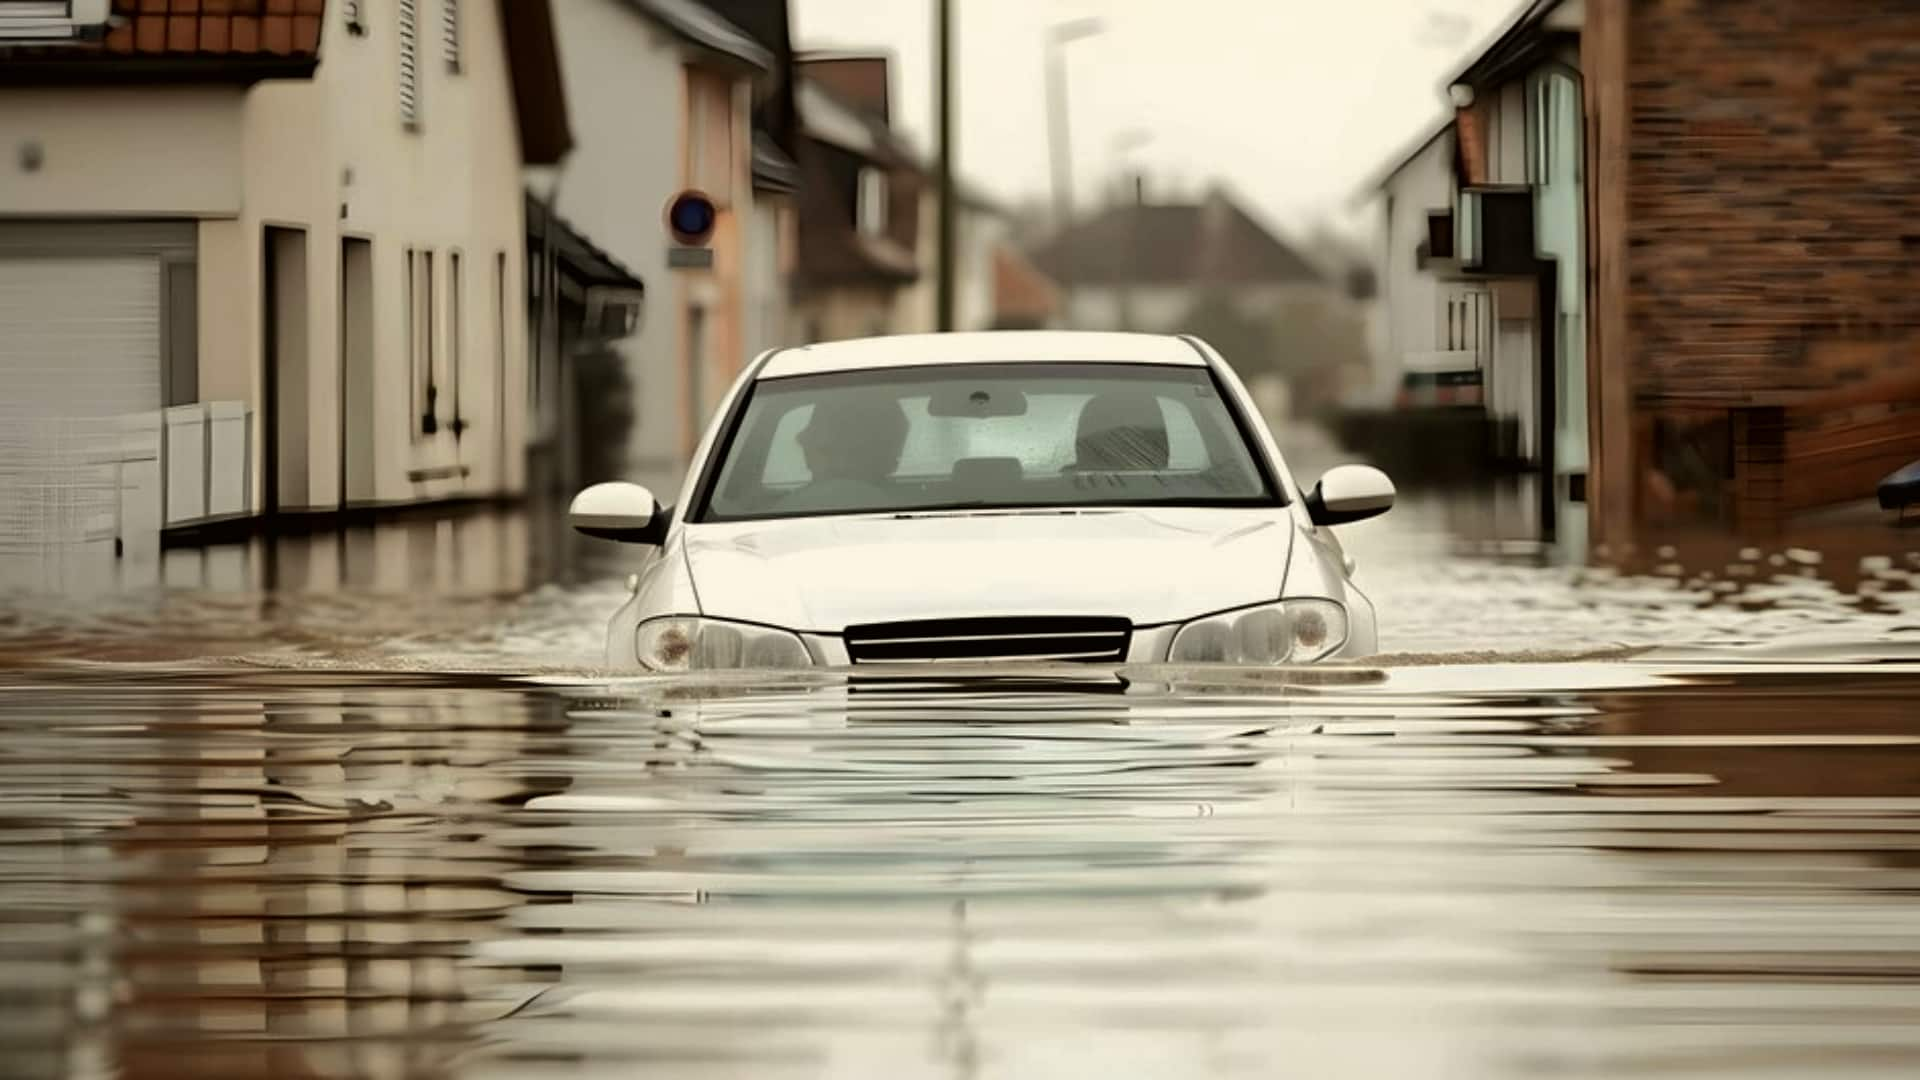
xmin=703 ymin=363 xmax=1274 ymax=521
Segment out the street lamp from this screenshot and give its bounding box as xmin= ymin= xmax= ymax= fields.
xmin=1045 ymin=16 xmax=1104 ymax=328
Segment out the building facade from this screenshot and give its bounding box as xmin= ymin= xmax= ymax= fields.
xmin=0 ymin=0 xmax=568 ymax=542
xmin=541 ymin=0 xmax=783 ymax=485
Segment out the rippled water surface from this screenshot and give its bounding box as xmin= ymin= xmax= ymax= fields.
xmin=7 ymin=483 xmax=1920 ymax=1078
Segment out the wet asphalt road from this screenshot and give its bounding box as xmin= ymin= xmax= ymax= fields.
xmin=5 ymin=480 xmax=1920 ymax=1078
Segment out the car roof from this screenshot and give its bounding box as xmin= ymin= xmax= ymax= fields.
xmin=756 ymin=331 xmax=1210 ymax=379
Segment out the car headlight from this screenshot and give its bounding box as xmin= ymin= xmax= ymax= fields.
xmin=1167 ymin=599 xmax=1349 ymax=665
xmin=635 ymin=616 xmax=814 ymax=672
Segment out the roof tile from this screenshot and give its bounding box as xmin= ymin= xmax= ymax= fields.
xmin=230 ymin=14 xmax=259 ymax=51
xmin=134 ymin=16 xmax=166 ymax=51
xmin=0 ymin=0 xmax=322 ymax=64
xmin=260 ymin=13 xmax=291 ymax=54
xmin=198 ymin=15 xmax=229 ymax=52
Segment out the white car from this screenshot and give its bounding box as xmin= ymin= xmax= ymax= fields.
xmin=571 ymin=332 xmax=1395 ymax=672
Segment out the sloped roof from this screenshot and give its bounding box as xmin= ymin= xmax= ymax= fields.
xmin=1030 ymin=193 xmax=1324 ymax=289
xmin=0 ymin=0 xmax=573 ymax=165
xmin=630 ymin=0 xmax=770 ymax=72
xmin=1351 ymin=115 xmax=1455 ymax=202
xmin=0 ymin=0 xmax=323 ymax=81
xmin=752 ymin=130 xmax=800 ymax=194
xmin=525 ymin=191 xmax=646 ymax=292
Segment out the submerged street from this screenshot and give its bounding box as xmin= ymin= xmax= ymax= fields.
xmin=6 ymin=444 xmax=1920 ymax=1079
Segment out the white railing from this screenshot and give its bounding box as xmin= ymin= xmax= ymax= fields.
xmin=0 ymin=402 xmax=252 ymax=592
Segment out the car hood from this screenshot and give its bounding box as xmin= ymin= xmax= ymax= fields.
xmin=683 ymin=508 xmax=1295 ymax=632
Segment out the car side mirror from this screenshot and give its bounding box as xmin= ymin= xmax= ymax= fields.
xmin=570 ymin=482 xmax=670 ymax=545
xmin=1307 ymin=465 xmax=1395 ymax=527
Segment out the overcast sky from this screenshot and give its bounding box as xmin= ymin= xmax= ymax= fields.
xmin=792 ymin=0 xmax=1522 ymax=236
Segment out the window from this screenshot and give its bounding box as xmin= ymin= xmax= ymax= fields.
xmin=448 ymin=250 xmax=464 ymax=437
xmin=857 ymin=167 xmax=889 ymax=237
xmin=494 ymin=252 xmax=508 ymax=475
xmin=423 ymin=251 xmax=436 ymax=434
xmin=686 ymin=305 xmax=708 ymax=453
xmin=1440 ymin=287 xmax=1488 ymax=355
xmin=399 ymin=0 xmax=421 ymax=128
xmin=408 ymin=249 xmax=437 ymax=437
xmin=700 ymin=364 xmax=1273 ymax=522
xmin=1528 ymin=77 xmax=1552 ymax=185
xmin=442 ymin=0 xmax=461 ymax=73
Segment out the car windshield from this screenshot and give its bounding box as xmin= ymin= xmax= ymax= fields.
xmin=698 ymin=363 xmax=1277 ymax=521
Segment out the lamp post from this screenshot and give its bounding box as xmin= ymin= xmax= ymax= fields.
xmin=1045 ymin=17 xmax=1104 ymax=328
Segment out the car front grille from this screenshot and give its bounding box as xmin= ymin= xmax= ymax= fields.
xmin=843 ymin=616 xmax=1132 ymax=665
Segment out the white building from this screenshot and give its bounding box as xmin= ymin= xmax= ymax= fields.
xmin=0 ymin=0 xmax=568 ymax=556
xmin=1361 ymin=119 xmax=1487 ymax=411
xmin=540 ymin=0 xmax=789 ymax=487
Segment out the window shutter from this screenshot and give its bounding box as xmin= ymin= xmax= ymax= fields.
xmin=399 ymin=0 xmax=420 ymax=129
xmin=443 ymin=0 xmax=461 ymax=73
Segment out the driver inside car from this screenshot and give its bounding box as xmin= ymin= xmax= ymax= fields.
xmin=781 ymin=394 xmax=910 ymax=511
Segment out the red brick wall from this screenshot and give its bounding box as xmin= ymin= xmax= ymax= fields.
xmin=1626 ymin=0 xmax=1920 ymax=403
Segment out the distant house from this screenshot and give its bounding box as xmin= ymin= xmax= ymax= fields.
xmin=0 ymin=0 xmax=568 ymax=540
xmin=992 ymin=246 xmax=1063 ymax=330
xmin=1029 ymin=188 xmax=1325 ymax=333
xmin=1357 ymin=119 xmax=1482 ymax=412
xmin=788 ymin=55 xmax=924 ymax=343
xmin=789 ymin=52 xmax=1003 ymax=342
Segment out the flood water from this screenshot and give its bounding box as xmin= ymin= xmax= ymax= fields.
xmin=7 ymin=472 xmax=1920 ymax=1078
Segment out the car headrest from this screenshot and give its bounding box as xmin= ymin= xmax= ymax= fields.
xmin=1074 ymin=392 xmax=1169 ymax=469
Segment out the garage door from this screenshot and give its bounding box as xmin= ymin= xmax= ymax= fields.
xmin=0 ymin=256 xmax=162 ymax=421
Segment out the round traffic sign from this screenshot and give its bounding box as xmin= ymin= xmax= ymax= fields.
xmin=666 ymin=191 xmax=718 ymax=246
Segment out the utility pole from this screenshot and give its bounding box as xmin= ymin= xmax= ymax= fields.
xmin=935 ymin=0 xmax=957 ymax=332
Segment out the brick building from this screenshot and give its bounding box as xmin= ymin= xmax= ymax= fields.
xmin=1367 ymin=0 xmax=1920 ymax=545
xmin=1586 ymin=0 xmax=1920 ymax=535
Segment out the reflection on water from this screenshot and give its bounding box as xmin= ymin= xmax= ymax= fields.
xmin=6 ymin=447 xmax=1920 ymax=1077
xmin=7 ymin=666 xmax=1920 ymax=1078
